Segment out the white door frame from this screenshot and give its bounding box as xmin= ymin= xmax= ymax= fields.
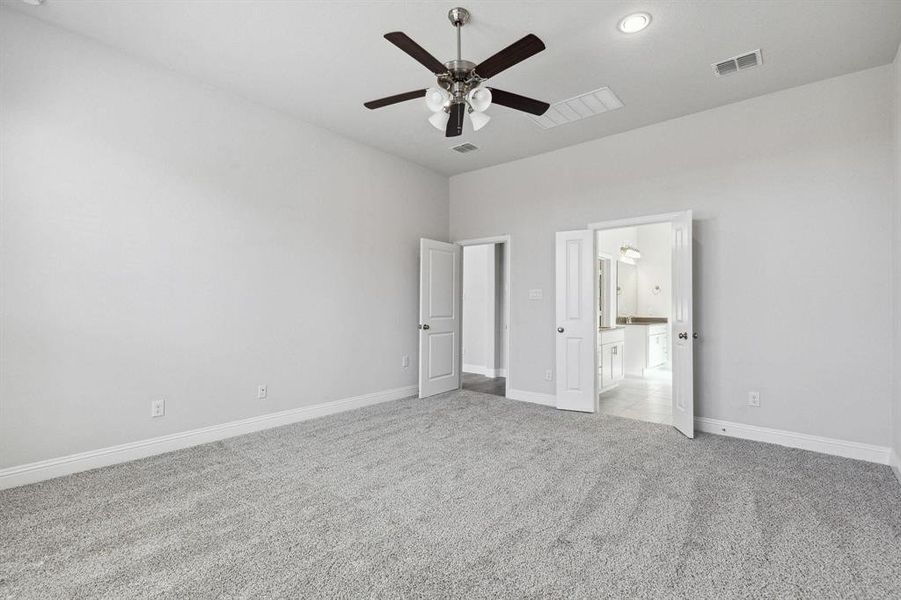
xmin=588 ymin=211 xmax=692 ymax=422
xmin=453 ymin=235 xmax=512 ymax=396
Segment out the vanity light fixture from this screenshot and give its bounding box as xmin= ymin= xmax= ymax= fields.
xmin=618 ymin=12 xmax=651 ymax=34
xmin=620 ymin=244 xmax=641 ymax=260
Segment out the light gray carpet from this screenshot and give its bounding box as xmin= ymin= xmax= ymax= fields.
xmin=2 ymin=390 xmax=901 ymax=599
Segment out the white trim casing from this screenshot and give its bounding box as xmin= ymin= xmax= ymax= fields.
xmin=695 ymin=417 xmax=891 ymax=465
xmin=587 ymin=211 xmax=687 ymax=230
xmin=0 ymin=385 xmax=418 ymax=491
xmin=454 ymin=235 xmax=510 ymax=246
xmin=506 ymin=388 xmax=556 ymax=407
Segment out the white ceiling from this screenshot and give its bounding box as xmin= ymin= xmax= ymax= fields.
xmin=5 ymin=0 xmax=901 ymax=176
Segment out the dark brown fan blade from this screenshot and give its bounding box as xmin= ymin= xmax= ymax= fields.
xmin=364 ymin=89 xmax=427 ymax=110
xmin=384 ymin=32 xmax=447 ymax=75
xmin=445 ymin=102 xmax=464 ymax=137
xmin=474 ymin=34 xmax=545 ymax=79
xmin=488 ymin=88 xmax=550 ymax=116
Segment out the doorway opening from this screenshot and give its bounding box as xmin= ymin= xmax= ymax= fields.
xmin=417 ymin=235 xmax=511 ymax=400
xmin=554 ymin=211 xmax=692 ymax=436
xmin=596 ymin=223 xmax=673 ymax=425
xmin=461 ymin=242 xmax=508 ymax=397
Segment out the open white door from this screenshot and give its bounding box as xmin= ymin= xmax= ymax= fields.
xmin=555 ymin=230 xmax=596 ymax=412
xmin=419 ymin=239 xmax=461 ymax=398
xmin=671 ymin=211 xmax=694 ymax=437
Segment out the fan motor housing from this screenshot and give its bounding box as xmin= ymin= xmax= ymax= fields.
xmin=445 ymin=59 xmax=476 ymax=80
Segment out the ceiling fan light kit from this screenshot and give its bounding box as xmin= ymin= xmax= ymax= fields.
xmin=466 ymin=85 xmax=492 ymax=112
xmin=364 ymin=7 xmax=550 ymax=137
xmin=425 ymin=87 xmax=452 ymax=112
xmin=428 ymin=110 xmax=450 ymax=131
xmin=468 ymin=110 xmax=490 ymax=131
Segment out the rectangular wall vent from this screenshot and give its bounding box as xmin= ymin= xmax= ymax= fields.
xmin=451 ymin=142 xmax=479 ymax=153
xmin=527 ymin=87 xmax=623 ymax=129
xmin=713 ymin=49 xmax=763 ymax=77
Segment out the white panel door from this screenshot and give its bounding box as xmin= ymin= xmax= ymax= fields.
xmin=671 ymin=211 xmax=695 ymax=437
xmin=555 ymin=230 xmax=596 ymax=412
xmin=419 ymin=239 xmax=461 ymax=398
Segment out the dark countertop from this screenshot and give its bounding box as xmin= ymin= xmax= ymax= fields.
xmin=616 ymin=317 xmax=668 ymax=325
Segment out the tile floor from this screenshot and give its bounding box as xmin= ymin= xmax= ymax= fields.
xmin=597 ymin=367 xmax=672 ymax=425
xmin=462 ymin=372 xmax=506 ymax=397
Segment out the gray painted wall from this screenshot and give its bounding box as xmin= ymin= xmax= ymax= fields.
xmin=463 ymin=245 xmax=492 ymax=371
xmin=0 ymin=11 xmax=449 ymax=468
xmin=451 ymin=66 xmax=895 ymax=446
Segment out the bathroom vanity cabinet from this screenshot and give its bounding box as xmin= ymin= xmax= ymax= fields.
xmin=623 ymin=323 xmax=669 ymax=376
xmin=598 ymin=327 xmax=625 ymax=392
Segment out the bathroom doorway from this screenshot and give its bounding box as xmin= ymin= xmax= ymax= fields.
xmin=596 ymin=223 xmax=673 ymax=424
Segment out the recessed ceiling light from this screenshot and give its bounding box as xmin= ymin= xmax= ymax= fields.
xmin=618 ymin=12 xmax=651 ymax=34
xmin=21 ymin=0 xmax=45 ymax=5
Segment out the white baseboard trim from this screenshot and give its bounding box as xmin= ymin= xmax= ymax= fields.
xmin=0 ymin=384 xmax=418 ymax=491
xmin=695 ymin=417 xmax=891 ymax=465
xmin=890 ymin=449 xmax=901 ymax=488
xmin=462 ymin=364 xmax=483 ymax=375
xmin=507 ymin=388 xmax=556 ymax=407
xmin=462 ymin=365 xmax=506 ymax=378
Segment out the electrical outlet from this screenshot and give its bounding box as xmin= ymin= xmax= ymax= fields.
xmin=545 ymin=369 xmax=553 ymax=382
xmin=401 ymin=354 xmax=410 ymax=368
xmin=258 ymin=384 xmax=268 ymax=400
xmin=529 ymin=288 xmax=543 ymax=300
xmin=748 ymin=391 xmax=760 ymax=407
xmin=151 ymin=399 xmax=165 ymax=418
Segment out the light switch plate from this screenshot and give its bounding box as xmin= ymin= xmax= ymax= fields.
xmin=529 ymin=288 xmax=543 ymax=300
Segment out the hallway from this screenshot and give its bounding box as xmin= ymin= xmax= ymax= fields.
xmin=462 ymin=373 xmax=506 ymax=397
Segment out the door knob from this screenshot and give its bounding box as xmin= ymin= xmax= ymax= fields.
xmin=421 ymin=324 xmax=430 ymax=330
xmin=693 ymin=332 xmax=699 ymax=339
xmin=557 ymin=327 xmax=565 ymax=333
xmin=678 ymin=332 xmax=688 ymax=339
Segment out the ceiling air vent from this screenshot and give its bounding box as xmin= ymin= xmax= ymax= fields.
xmin=528 ymin=87 xmax=623 ymax=129
xmin=451 ymin=142 xmax=479 ymax=154
xmin=713 ymin=49 xmax=763 ymax=77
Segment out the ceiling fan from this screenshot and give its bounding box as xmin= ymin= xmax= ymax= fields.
xmin=364 ymin=7 xmax=550 ymax=137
